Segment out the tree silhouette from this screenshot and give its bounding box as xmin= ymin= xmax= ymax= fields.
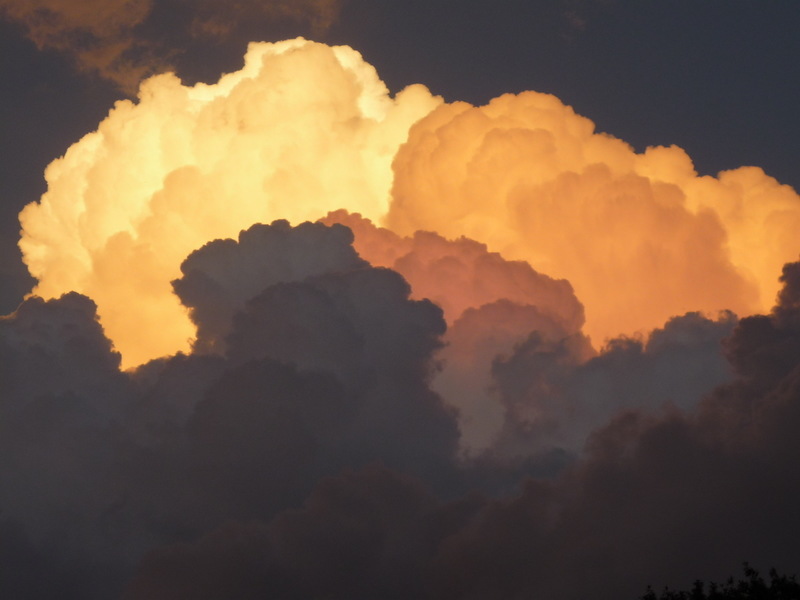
xmin=641 ymin=564 xmax=800 ymax=600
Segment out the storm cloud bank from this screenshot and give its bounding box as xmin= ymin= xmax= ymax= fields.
xmin=3 ymin=217 xmax=798 ymax=599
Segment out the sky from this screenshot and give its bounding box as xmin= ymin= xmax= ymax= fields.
xmin=1 ymin=2 xmax=800 ymax=598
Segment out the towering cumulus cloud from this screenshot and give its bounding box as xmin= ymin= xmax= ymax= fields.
xmin=388 ymin=93 xmax=800 ymax=344
xmin=19 ymin=38 xmax=440 ymax=366
xmin=19 ymin=42 xmax=800 ymax=368
xmin=8 ymin=38 xmax=800 ymax=600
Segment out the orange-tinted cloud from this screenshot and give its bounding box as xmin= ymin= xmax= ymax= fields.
xmin=387 ymin=92 xmax=800 ymax=345
xmin=322 ymin=210 xmax=588 ymax=452
xmin=322 ymin=210 xmax=584 ymax=329
xmin=17 ymin=40 xmax=800 ymax=373
xmin=18 ymin=39 xmax=440 ymax=367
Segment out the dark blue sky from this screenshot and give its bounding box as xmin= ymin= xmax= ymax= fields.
xmin=1 ymin=1 xmax=798 ymax=312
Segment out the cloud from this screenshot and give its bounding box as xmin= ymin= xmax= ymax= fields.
xmin=431 ymin=264 xmax=800 ymax=599
xmin=188 ymin=0 xmax=341 ymax=40
xmin=321 ymin=210 xmax=589 ymax=452
xmin=1 ymin=220 xmax=462 ymax=597
xmin=0 ymin=293 xmax=139 ymax=598
xmin=122 ymin=465 xmax=455 ymax=600
xmin=174 ymin=220 xmax=458 ymax=485
xmin=19 ymin=41 xmax=800 ymax=371
xmin=7 ymin=38 xmax=800 ymax=600
xmin=0 ymin=0 xmax=161 ymax=92
xmin=322 ymin=210 xmax=585 ymax=329
xmin=438 ymin=301 xmax=591 ymax=454
xmin=117 ymin=263 xmax=800 ymax=600
xmin=173 ymin=219 xmax=367 ymax=354
xmin=4 ymin=209 xmax=800 ymax=600
xmin=0 ymin=0 xmax=343 ymax=91
xmin=19 ymin=39 xmax=440 ymax=367
xmin=132 ymin=219 xmax=461 ymax=535
xmin=320 ymin=211 xmax=735 ymax=458
xmin=387 ymin=92 xmax=800 ymax=345
xmin=489 ymin=310 xmax=737 ymax=459
xmin=0 ymin=292 xmax=127 ymax=412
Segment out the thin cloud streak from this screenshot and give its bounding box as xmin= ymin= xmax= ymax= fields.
xmin=0 ymin=0 xmax=343 ymax=91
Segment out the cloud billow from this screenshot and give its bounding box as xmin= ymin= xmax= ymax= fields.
xmin=5 ymin=37 xmax=800 ymax=600
xmin=122 ymin=263 xmax=800 ymax=600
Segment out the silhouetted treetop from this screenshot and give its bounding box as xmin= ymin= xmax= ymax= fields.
xmin=641 ymin=564 xmax=800 ymax=600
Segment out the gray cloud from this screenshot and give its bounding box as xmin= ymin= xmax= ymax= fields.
xmin=120 ymin=263 xmax=800 ymax=600
xmin=3 ymin=218 xmax=800 ymax=599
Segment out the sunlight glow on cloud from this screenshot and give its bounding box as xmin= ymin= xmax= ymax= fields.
xmin=19 ymin=38 xmax=440 ymax=367
xmin=18 ymin=39 xmax=800 ymax=370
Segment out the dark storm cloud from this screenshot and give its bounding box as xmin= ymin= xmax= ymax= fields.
xmin=430 ymin=275 xmax=800 ymax=598
xmin=0 ymin=293 xmax=139 ymax=598
xmin=173 ymin=220 xmax=367 ymax=355
xmin=0 ymin=292 xmax=131 ymax=419
xmin=121 ymin=262 xmax=800 ymax=600
xmin=489 ymin=310 xmax=738 ymax=458
xmin=3 ymin=219 xmax=800 ymax=599
xmin=0 ymin=221 xmax=460 ymax=597
xmin=173 ymin=220 xmax=458 ymax=486
xmin=122 ymin=465 xmax=452 ymax=600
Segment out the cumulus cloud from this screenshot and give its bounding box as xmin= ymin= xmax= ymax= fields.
xmin=0 ymin=293 xmax=139 ymax=598
xmin=8 ymin=38 xmax=800 ymax=600
xmin=0 ymin=292 xmax=128 ymax=415
xmin=114 ymin=264 xmax=800 ymax=600
xmin=174 ymin=220 xmax=458 ymax=485
xmin=20 ymin=41 xmax=800 ymax=371
xmin=322 ymin=210 xmax=584 ymax=329
xmin=320 ymin=211 xmax=735 ymax=457
xmin=438 ymin=301 xmax=591 ymax=453
xmin=321 ymin=210 xmax=588 ymax=452
xmin=387 ymin=92 xmax=800 ymax=344
xmin=5 ymin=214 xmax=800 ymax=600
xmin=19 ymin=38 xmax=440 ymax=367
xmin=173 ymin=219 xmax=367 ymax=354
xmin=429 ymin=270 xmax=800 ymax=599
xmin=489 ymin=310 xmax=738 ymax=459
xmin=1 ymin=220 xmax=463 ymax=597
